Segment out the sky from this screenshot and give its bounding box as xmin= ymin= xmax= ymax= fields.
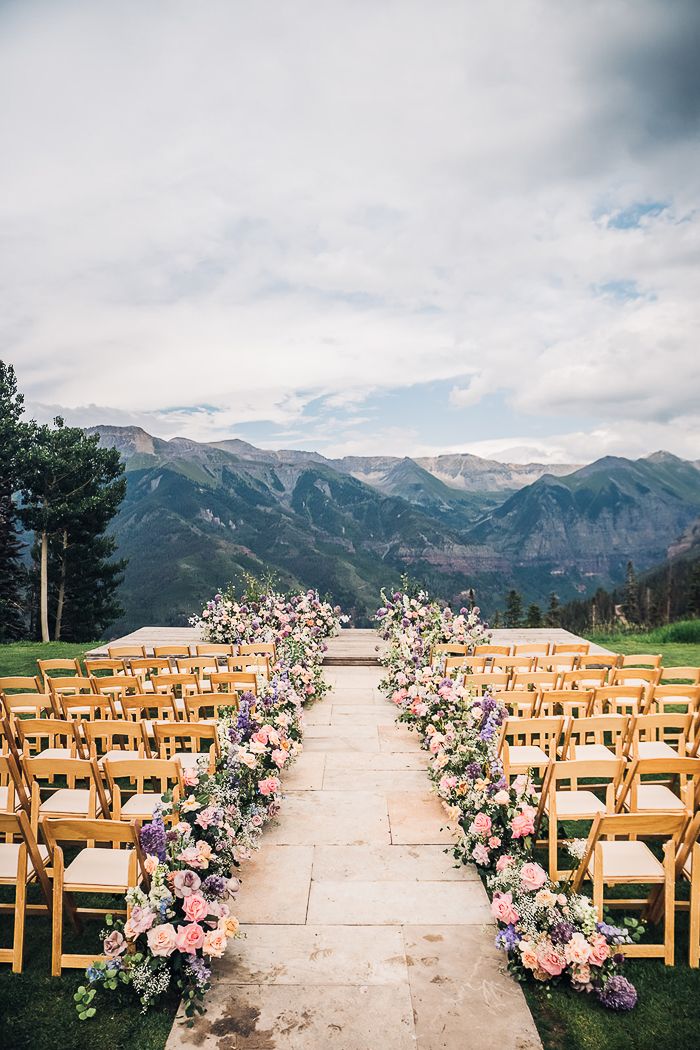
xmin=1 ymin=0 xmax=699 ymax=465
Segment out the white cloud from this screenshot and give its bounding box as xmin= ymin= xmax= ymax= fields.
xmin=1 ymin=1 xmax=699 ymax=460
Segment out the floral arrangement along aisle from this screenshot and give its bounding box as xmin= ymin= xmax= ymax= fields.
xmin=376 ymin=588 xmax=638 ymax=1011
xmin=76 ymin=583 xmax=341 ymax=1021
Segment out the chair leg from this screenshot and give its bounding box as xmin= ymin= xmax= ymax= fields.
xmin=663 ymin=842 xmax=676 ymax=966
xmin=690 ymin=845 xmax=700 ymax=968
xmin=51 ymin=848 xmax=64 ymax=977
xmin=12 ymin=847 xmax=28 ymax=973
xmin=548 ymin=811 xmax=557 ymax=880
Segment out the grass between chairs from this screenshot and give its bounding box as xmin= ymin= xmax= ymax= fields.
xmin=0 ymin=641 xmax=102 ymax=678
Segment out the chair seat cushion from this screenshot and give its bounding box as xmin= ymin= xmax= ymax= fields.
xmin=637 ymin=741 xmax=679 ymax=760
xmin=120 ymin=792 xmax=162 ymax=817
xmin=554 ymin=790 xmax=607 ymax=816
xmin=64 ymin=847 xmax=134 ymax=890
xmin=570 ymin=743 xmax=616 ymax=762
xmin=508 ymin=745 xmax=549 ymax=766
xmin=99 ymin=749 xmax=142 ymax=766
xmin=175 ymin=750 xmax=203 ymax=768
xmin=589 ymin=840 xmax=664 ymax=880
xmin=40 ymin=789 xmax=91 ymax=814
xmin=0 ymin=843 xmax=49 ymax=880
xmin=36 ymin=747 xmax=75 ymax=761
xmin=635 ymin=784 xmax=685 ymax=810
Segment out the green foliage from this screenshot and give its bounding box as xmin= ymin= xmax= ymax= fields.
xmin=525 ymin=602 xmax=543 ymax=628
xmin=504 ymin=589 xmax=523 ymax=628
xmin=0 ymin=361 xmax=27 ymax=641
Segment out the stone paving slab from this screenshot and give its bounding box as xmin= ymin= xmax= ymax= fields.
xmin=312 ymin=844 xmax=479 ymax=882
xmin=387 ymin=792 xmax=457 ymax=845
xmin=263 ymin=791 xmax=390 ymax=846
xmin=235 ymin=845 xmax=313 ymax=924
xmin=282 ymin=753 xmax=326 ymax=791
xmin=307 ymin=878 xmax=491 ymax=925
xmin=323 ymin=767 xmax=429 ymax=792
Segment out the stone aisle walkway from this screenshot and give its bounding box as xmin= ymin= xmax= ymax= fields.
xmin=168 ymin=664 xmax=541 ymax=1050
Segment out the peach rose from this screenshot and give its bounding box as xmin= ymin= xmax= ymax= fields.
xmin=520 ymin=862 xmax=547 ymax=892
xmin=518 ymin=940 xmax=538 ymax=971
xmin=536 ymin=940 xmax=566 ymax=976
xmin=564 ymin=932 xmax=593 ymax=966
xmin=183 ymin=892 xmax=209 ymax=923
xmin=588 ymin=933 xmax=611 ymax=967
xmin=220 ymin=915 xmax=240 ymax=937
xmin=203 ymin=928 xmax=227 ymax=958
xmin=144 ymin=854 xmax=160 ymax=876
xmin=146 ymin=923 xmax=177 ymax=957
xmin=175 ymin=922 xmax=205 ymax=953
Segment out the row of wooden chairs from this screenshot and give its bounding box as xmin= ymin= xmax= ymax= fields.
xmin=494 ymin=684 xmax=700 ymax=718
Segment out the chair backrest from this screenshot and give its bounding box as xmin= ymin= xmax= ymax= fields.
xmin=238 ymin=642 xmax=276 ymax=657
xmin=209 ymin=671 xmax=257 ymax=696
xmin=83 ymin=659 xmax=127 ymax=678
xmin=183 ymin=695 xmax=236 ymax=722
xmin=16 ymin=717 xmax=81 ymax=758
xmin=513 ymin=643 xmax=551 ymax=656
xmin=650 ymin=685 xmax=700 ymax=715
xmin=103 ymin=756 xmax=183 ymax=798
xmin=552 ymin=643 xmax=590 ymax=655
xmin=578 ymin=654 xmax=620 ymax=671
xmin=462 ymin=672 xmax=509 ymax=694
xmin=0 ymin=751 xmax=30 ymax=817
xmin=502 ymin=689 xmax=539 ymax=718
xmin=152 ymin=644 xmax=193 ymax=659
xmin=153 ymin=721 xmax=219 ymax=762
xmin=129 ymin=658 xmax=172 ymax=684
xmin=616 ymin=756 xmax=700 ymax=813
xmin=120 ymin=693 xmax=179 ymax=723
xmin=37 ymin=658 xmax=82 ymax=685
xmin=1 ymin=692 xmax=54 ymax=720
xmin=658 ymin=666 xmax=700 ymax=686
xmin=490 ymin=656 xmax=534 ymax=673
xmin=592 ymin=685 xmax=646 ymax=716
xmin=549 ymin=756 xmax=625 ymax=792
xmin=151 ymin=673 xmax=201 ymax=697
xmin=620 ymin=653 xmax=663 ymax=669
xmin=58 ymin=693 xmax=113 ymax=722
xmin=559 ymin=668 xmax=608 ymax=690
xmin=83 ymin=719 xmax=145 ymax=760
xmin=535 ymin=654 xmax=577 ymax=673
xmin=629 ymin=711 xmax=692 ymax=751
xmin=90 ymin=674 xmax=142 ymax=697
xmin=107 ymin=645 xmax=147 ymax=659
xmin=474 ymin=644 xmax=512 ymax=656
xmin=444 ymin=655 xmax=486 ymax=674
xmin=512 ymin=671 xmax=560 ymax=692
xmin=0 ymin=676 xmax=43 ymax=696
xmin=564 ymin=714 xmax=630 ymax=757
xmin=24 ymin=754 xmax=108 ymax=822
xmin=431 ymin=643 xmax=468 ymax=661
xmin=537 ymin=689 xmax=594 ymax=719
xmin=611 ymin=667 xmax=661 ymax=689
xmin=0 ymin=806 xmax=52 ymax=904
xmin=47 ymin=676 xmax=95 ymax=697
xmin=175 ymin=658 xmax=218 ymax=676
xmin=195 ymin=643 xmax=235 ymax=657
xmin=501 ymin=715 xmax=564 ymax=750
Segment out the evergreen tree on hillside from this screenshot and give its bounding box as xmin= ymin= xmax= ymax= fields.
xmin=19 ymin=418 xmax=126 ymax=641
xmin=687 ymin=562 xmax=700 ymax=619
xmin=623 ymin=560 xmax=640 ymax=625
xmin=504 ymin=589 xmax=523 ymax=628
xmin=0 ymin=361 xmax=27 ymax=640
xmin=525 ymin=603 xmax=543 ymax=628
xmin=545 ymin=592 xmax=560 ymax=628
xmin=491 ymin=610 xmax=502 ymax=629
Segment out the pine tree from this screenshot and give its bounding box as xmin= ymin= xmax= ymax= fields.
xmin=491 ymin=610 xmax=502 ymax=629
xmin=687 ymin=561 xmax=700 ymax=618
xmin=0 ymin=361 xmax=27 ymax=640
xmin=545 ymin=592 xmax=560 ymax=628
xmin=623 ymin=560 xmax=640 ymax=625
xmin=504 ymin=589 xmax=523 ymax=628
xmin=525 ymin=603 xmax=543 ymax=628
xmin=18 ymin=418 xmax=126 ymax=641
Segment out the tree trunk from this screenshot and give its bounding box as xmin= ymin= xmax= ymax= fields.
xmin=40 ymin=529 xmax=50 ymax=643
xmin=54 ymin=528 xmax=68 ymax=641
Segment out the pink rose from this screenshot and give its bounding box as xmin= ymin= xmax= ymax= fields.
xmin=520 ymin=862 xmax=547 ymax=892
xmin=146 ymin=923 xmax=177 ymax=957
xmin=488 ymin=836 xmax=501 ymax=849
xmin=175 ymin=922 xmax=205 ymax=953
xmin=564 ymin=932 xmax=593 ymax=966
xmin=103 ymin=930 xmax=126 ymax=957
xmin=271 ymin=749 xmax=288 ymax=768
xmin=536 ymin=940 xmax=566 ymax=976
xmin=251 ymin=730 xmax=269 ymax=746
xmin=173 ymin=870 xmax=202 ymax=898
xmin=124 ymin=904 xmax=155 ymax=937
xmin=588 ymin=934 xmax=611 ymax=967
xmin=182 ymin=767 xmax=200 ymax=787
xmin=472 ymin=843 xmax=490 ymax=865
xmin=258 ymin=776 xmax=281 ymax=796
xmin=183 ymin=892 xmax=209 ymax=923
xmin=510 ymin=808 xmax=535 ymax=839
xmin=491 ymin=891 xmax=519 ymax=925
xmin=471 ymin=812 xmax=492 ymax=838
xmin=496 ymin=854 xmax=513 ymax=873
xmin=203 ymin=928 xmax=227 ymax=958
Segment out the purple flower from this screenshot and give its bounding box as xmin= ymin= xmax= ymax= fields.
xmin=495 ymin=924 xmax=519 ymax=951
xmin=550 ymin=920 xmax=575 ymax=945
xmin=466 ymin=762 xmax=482 ymax=780
xmin=597 ymin=975 xmax=638 ymax=1011
xmin=185 ymin=953 xmax=212 ymax=989
xmin=140 ymin=816 xmax=166 ymax=861
xmin=202 ymin=874 xmax=228 ymax=899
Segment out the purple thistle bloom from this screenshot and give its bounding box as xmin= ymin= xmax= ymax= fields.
xmin=550 ymin=920 xmax=575 ymax=945
xmin=466 ymin=762 xmax=482 ymax=779
xmin=597 ymin=975 xmax=638 ymax=1011
xmin=202 ymin=874 xmax=228 ymax=899
xmin=139 ymin=816 xmax=167 ymax=861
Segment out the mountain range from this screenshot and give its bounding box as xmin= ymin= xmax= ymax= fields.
xmin=88 ymin=426 xmax=700 ymax=633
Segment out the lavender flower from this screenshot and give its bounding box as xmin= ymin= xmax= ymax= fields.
xmin=495 ymin=924 xmax=519 ymax=951
xmin=550 ymin=920 xmax=575 ymax=945
xmin=597 ymin=975 xmax=638 ymax=1011
xmin=466 ymin=762 xmax=482 ymax=780
xmin=202 ymin=874 xmax=228 ymax=899
xmin=185 ymin=954 xmax=212 ymax=989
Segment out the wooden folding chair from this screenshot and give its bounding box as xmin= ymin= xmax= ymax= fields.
xmin=501 ymin=689 xmax=540 ymax=718
xmin=535 ymin=654 xmax=577 ymax=673
xmin=1 ymin=692 xmax=54 ymax=721
xmin=151 ymin=673 xmax=201 ymax=699
xmin=579 ymin=654 xmax=620 ymax=673
xmin=183 ymin=694 xmax=237 ymax=724
xmin=611 ymin=667 xmax=661 ymax=697
xmin=239 ymin=642 xmax=276 ymax=659
xmin=671 ymin=812 xmax=700 ymax=965
xmin=474 ymin=644 xmax=512 ymax=657
xmin=176 ymin=657 xmax=219 ymax=688
xmin=153 ymin=644 xmax=193 ymax=664
xmin=620 ymin=653 xmax=663 ymax=670
xmin=16 ymin=718 xmax=81 ymax=763
xmin=571 ymin=811 xmax=687 ymax=963
xmin=120 ymin=693 xmax=180 ymax=734
xmin=83 ymin=720 xmax=146 ymax=767
xmin=537 ymin=689 xmax=594 ymax=719
xmin=540 ymin=757 xmax=625 ymax=879
xmin=513 ymin=643 xmax=551 ymax=657
xmin=107 ymin=644 xmax=146 ymax=661
xmin=462 ymin=672 xmax=509 ymax=695
xmin=24 ymin=755 xmax=109 ymax=826
xmin=491 ymin=656 xmax=534 ymax=674
xmin=195 ymin=643 xmax=235 ymax=658
xmin=210 ymin=671 xmax=257 ymax=698
xmin=103 ymin=757 xmax=183 ymax=821
xmin=42 ymin=817 xmax=143 ymax=975
xmin=227 ymin=655 xmax=271 ymax=679
xmin=649 ymin=685 xmax=700 ymax=715
xmin=560 ymin=668 xmax=608 ymax=691
xmin=0 ymin=749 xmax=29 ymax=815
xmin=500 ymin=716 xmax=564 ymax=778
xmin=129 ymin=658 xmax=172 ymax=692
xmin=0 ymin=806 xmax=52 ymax=971
xmin=658 ymin=666 xmax=700 ymax=687
xmin=552 ymin=643 xmax=590 ymax=655
xmin=616 ymin=756 xmax=700 ymax=816
xmin=83 ymin=658 xmax=127 ymax=679
xmin=37 ymin=658 xmax=83 ymax=688
xmin=0 ymin=675 xmax=44 ymax=697
xmin=562 ymin=714 xmax=630 ymax=763
xmin=629 ymin=713 xmax=693 ymax=761
xmin=592 ymin=685 xmax=645 ymax=716
xmin=430 ymin=643 xmax=468 ymax=663
xmin=444 ymin=655 xmax=487 ymax=675
xmin=90 ymin=674 xmax=142 ymax=716
xmin=153 ymin=721 xmax=219 ymax=772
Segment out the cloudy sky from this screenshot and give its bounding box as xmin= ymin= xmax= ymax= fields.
xmin=1 ymin=0 xmax=699 ymax=464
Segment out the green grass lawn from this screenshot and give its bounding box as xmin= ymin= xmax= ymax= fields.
xmin=0 ymin=640 xmax=175 ymax=1048
xmin=588 ymin=620 xmax=700 ymax=669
